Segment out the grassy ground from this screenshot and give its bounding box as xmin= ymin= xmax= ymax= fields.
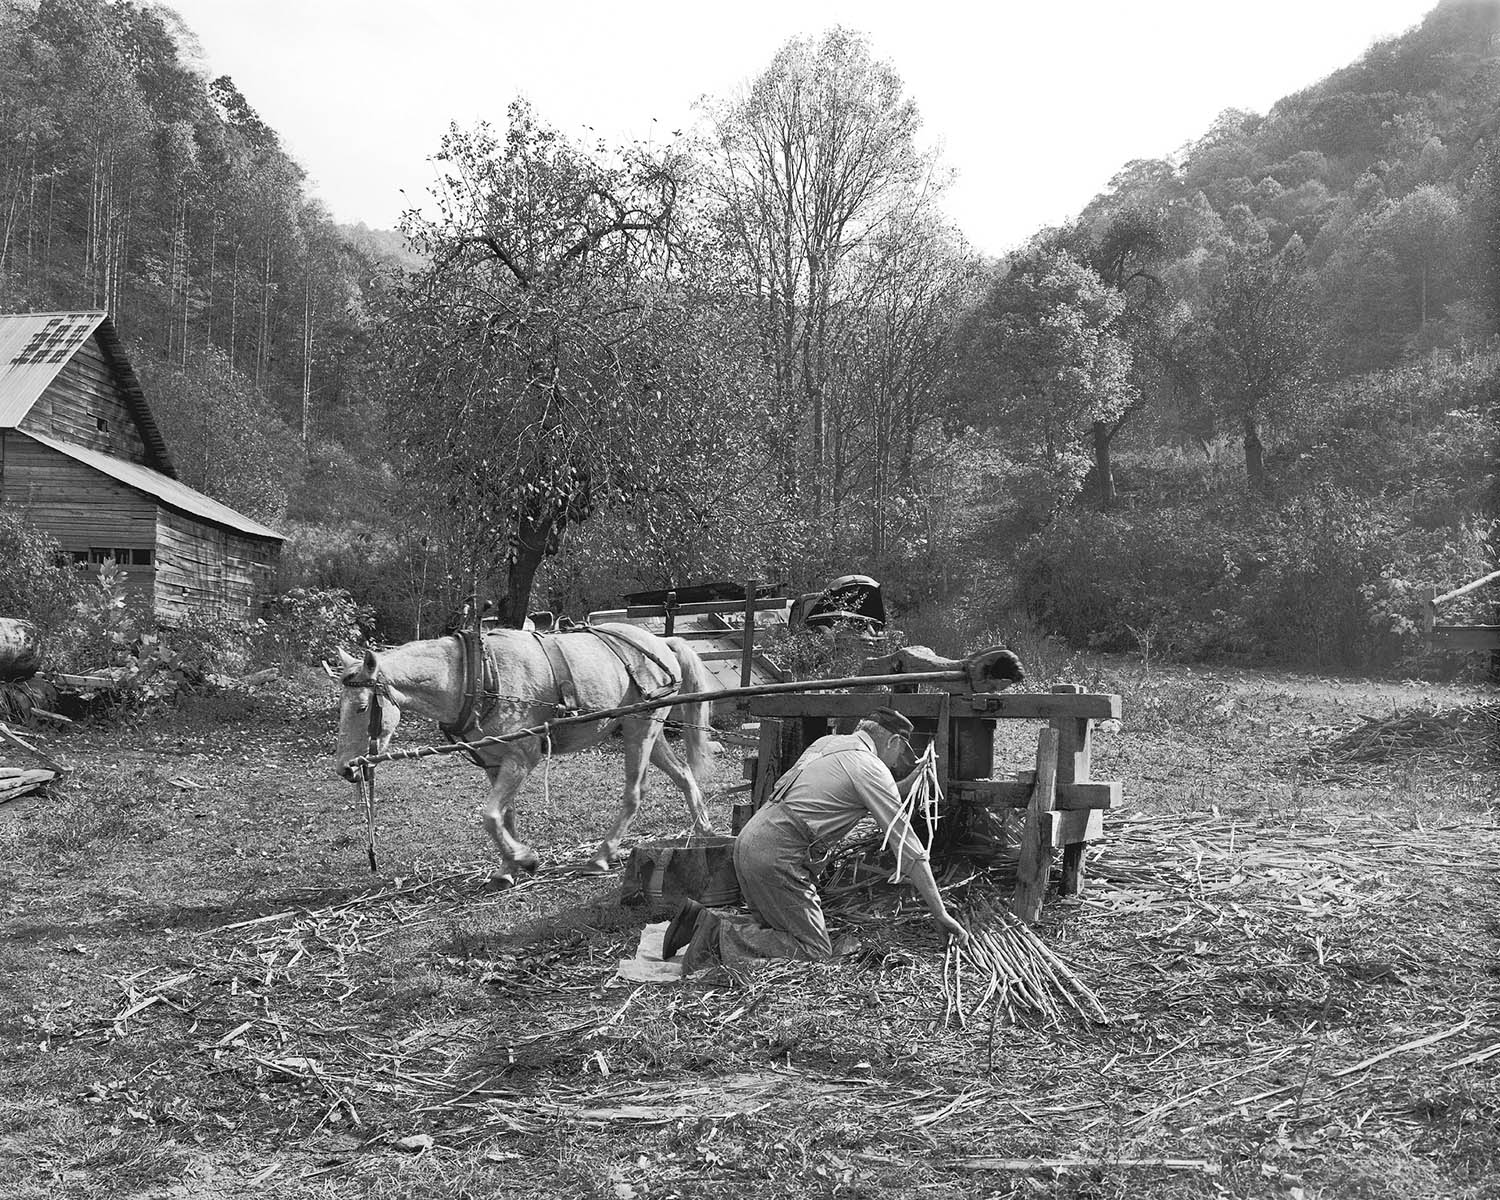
xmin=0 ymin=661 xmax=1495 ymax=1199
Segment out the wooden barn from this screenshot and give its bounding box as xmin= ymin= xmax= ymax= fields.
xmin=0 ymin=311 xmax=283 ymax=622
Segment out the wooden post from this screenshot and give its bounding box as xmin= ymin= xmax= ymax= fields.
xmin=1051 ymin=683 xmax=1093 ymax=897
xmin=1011 ymin=727 xmax=1059 ymax=924
xmin=663 ymin=590 xmax=677 ymax=638
xmin=740 ymin=578 xmax=758 ymax=690
xmin=740 ymin=717 xmax=783 ymax=832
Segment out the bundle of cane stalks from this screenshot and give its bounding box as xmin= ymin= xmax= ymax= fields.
xmin=940 ymin=898 xmax=1108 ymax=1029
xmin=883 ymin=741 xmax=942 ymax=879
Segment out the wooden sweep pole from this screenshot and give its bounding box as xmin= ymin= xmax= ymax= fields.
xmin=346 ymin=669 xmax=973 ymax=772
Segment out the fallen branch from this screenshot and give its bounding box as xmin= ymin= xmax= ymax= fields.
xmin=958 ymin=1157 xmax=1220 ymax=1175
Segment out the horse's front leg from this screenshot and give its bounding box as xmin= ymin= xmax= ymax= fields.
xmin=583 ymin=716 xmax=658 ymax=873
xmin=480 ymin=755 xmax=539 ymax=888
xmin=650 ymin=736 xmax=713 ymax=834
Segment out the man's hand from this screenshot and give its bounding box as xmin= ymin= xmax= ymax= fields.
xmin=936 ymin=912 xmax=970 ymax=949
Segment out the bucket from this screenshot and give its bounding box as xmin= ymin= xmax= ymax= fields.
xmin=619 ymin=834 xmax=740 ymax=917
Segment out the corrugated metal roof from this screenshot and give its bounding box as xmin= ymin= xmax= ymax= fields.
xmin=23 ymin=430 xmax=284 ymax=541
xmin=0 ymin=311 xmax=107 ymax=426
xmin=0 ymin=311 xmax=175 ymax=476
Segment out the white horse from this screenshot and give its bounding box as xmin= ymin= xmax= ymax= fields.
xmin=332 ymin=624 xmax=717 ymax=885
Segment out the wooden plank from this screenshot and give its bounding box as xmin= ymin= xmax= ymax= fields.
xmin=749 ymin=693 xmax=950 ymax=719
xmin=625 ymin=597 xmax=789 ymax=619
xmin=1011 ymin=728 xmax=1058 ymax=925
xmin=1430 ymin=625 xmax=1500 ymax=651
xmin=951 ymin=779 xmax=1119 ymax=811
xmin=960 ymin=692 xmax=1122 ymax=720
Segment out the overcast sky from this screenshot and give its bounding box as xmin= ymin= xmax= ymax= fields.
xmin=164 ymin=0 xmax=1443 ymax=257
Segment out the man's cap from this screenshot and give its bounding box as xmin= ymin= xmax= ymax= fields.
xmin=864 ymin=706 xmax=915 ymax=736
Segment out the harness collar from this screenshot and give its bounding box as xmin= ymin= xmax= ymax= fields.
xmin=439 ymin=629 xmax=501 ymax=765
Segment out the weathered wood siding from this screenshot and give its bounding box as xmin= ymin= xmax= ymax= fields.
xmin=0 ymin=432 xmax=157 ymax=611
xmin=17 ymin=338 xmax=151 ymax=464
xmin=155 ymin=510 xmax=277 ymax=622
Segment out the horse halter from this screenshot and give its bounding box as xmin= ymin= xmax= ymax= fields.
xmin=339 ymin=673 xmax=394 ymax=780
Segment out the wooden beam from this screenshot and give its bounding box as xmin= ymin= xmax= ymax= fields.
xmin=961 ymin=692 xmax=1122 ymax=720
xmin=625 ymin=597 xmax=789 ymax=620
xmin=951 ymin=779 xmax=1119 ymax=811
xmin=1432 ymin=570 xmax=1500 ymax=607
xmin=1430 ymin=625 xmax=1500 ymax=652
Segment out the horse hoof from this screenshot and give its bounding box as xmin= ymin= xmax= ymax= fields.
xmin=575 ymin=860 xmax=612 ymax=876
xmin=515 ymin=857 xmax=540 ymax=876
xmin=486 ymin=873 xmax=517 ymax=892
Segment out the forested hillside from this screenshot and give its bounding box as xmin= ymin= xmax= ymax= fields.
xmin=0 ymin=0 xmax=390 ymax=527
xmin=0 ymin=0 xmax=1494 ymax=674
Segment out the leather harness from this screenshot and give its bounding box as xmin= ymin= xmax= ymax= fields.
xmin=437 ymin=625 xmax=683 ymax=766
xmin=438 ymin=627 xmax=503 ymax=766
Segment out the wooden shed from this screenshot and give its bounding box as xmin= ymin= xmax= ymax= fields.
xmin=0 ymin=311 xmax=283 ymax=622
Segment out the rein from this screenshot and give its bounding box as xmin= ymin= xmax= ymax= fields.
xmin=360 ymin=679 xmax=384 ymax=872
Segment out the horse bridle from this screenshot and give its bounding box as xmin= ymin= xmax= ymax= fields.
xmin=340 ymin=672 xmax=389 ymax=871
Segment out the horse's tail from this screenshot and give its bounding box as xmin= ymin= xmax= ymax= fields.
xmin=667 ymin=636 xmax=716 ymax=788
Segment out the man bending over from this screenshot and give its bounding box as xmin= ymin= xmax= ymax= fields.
xmin=664 ymin=707 xmax=968 ymax=970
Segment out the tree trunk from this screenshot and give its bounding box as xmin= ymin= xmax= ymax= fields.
xmin=301 ymin=270 xmax=313 ymax=452
xmin=1092 ymin=419 xmax=1117 ymax=508
xmin=1243 ymin=412 xmax=1267 ymax=491
xmin=497 ymin=534 xmax=548 ymax=628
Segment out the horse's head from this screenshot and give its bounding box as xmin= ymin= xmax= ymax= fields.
xmin=330 ymin=647 xmax=402 ymax=781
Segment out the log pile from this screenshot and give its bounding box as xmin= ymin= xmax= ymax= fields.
xmin=0 ymin=765 xmax=57 ymax=806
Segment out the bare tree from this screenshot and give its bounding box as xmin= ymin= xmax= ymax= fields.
xmin=702 ymin=27 xmax=941 ymax=515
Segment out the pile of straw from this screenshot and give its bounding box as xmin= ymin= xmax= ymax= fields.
xmin=1303 ymin=702 xmax=1498 ymax=768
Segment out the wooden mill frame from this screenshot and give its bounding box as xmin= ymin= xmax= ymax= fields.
xmin=735 ymin=685 xmax=1122 ymax=922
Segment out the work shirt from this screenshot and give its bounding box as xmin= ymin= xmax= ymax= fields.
xmin=768 ymin=731 xmax=929 ymax=879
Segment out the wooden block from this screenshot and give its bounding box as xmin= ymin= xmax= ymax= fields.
xmin=1011 ymin=727 xmax=1059 ymax=925
xmin=1052 ymin=809 xmax=1104 ymax=845
xmin=951 ymin=778 xmax=1119 ymax=811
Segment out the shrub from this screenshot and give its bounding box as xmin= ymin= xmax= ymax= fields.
xmin=0 ymin=509 xmax=84 ymax=635
xmin=1015 ymin=488 xmax=1493 ymax=674
xmin=251 ymin=586 xmax=374 ymax=669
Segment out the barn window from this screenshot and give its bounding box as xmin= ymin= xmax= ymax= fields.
xmin=95 ymin=416 xmax=109 ymax=432
xmin=75 ymin=548 xmax=153 ymax=566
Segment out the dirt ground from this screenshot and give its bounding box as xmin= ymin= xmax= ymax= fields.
xmin=0 ymin=661 xmax=1496 ymax=1199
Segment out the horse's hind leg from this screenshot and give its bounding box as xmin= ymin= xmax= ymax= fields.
xmin=480 ymin=755 xmax=540 ymax=888
xmin=583 ymin=716 xmax=659 ymax=874
xmin=650 ymin=735 xmax=712 ymax=834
